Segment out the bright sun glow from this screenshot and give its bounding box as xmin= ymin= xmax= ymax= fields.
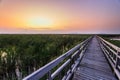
xmin=26 ymin=16 xmax=54 ymax=28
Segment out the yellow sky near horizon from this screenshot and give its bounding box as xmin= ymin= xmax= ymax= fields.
xmin=0 ymin=6 xmax=66 ymax=29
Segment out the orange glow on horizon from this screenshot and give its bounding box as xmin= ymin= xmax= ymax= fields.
xmin=0 ymin=5 xmax=71 ymax=30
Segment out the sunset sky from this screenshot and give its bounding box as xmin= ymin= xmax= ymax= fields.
xmin=0 ymin=0 xmax=120 ymax=34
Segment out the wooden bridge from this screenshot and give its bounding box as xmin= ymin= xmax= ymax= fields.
xmin=23 ymin=36 xmax=120 ymax=80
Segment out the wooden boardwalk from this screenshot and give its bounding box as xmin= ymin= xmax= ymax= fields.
xmin=73 ymin=37 xmax=117 ymax=80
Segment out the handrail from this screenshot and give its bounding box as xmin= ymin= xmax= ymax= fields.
xmin=98 ymin=36 xmax=120 ymax=80
xmin=23 ymin=36 xmax=92 ymax=80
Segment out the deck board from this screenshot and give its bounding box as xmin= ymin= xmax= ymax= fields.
xmin=73 ymin=37 xmax=117 ymax=80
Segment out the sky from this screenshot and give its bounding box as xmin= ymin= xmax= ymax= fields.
xmin=0 ymin=0 xmax=120 ymax=34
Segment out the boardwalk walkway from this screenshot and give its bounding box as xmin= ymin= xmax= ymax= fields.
xmin=73 ymin=37 xmax=117 ymax=80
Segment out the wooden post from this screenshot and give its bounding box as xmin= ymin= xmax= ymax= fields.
xmin=58 ymin=72 xmax=62 ymax=80
xmin=115 ymin=49 xmax=120 ymax=69
xmin=47 ymin=71 xmax=52 ymax=80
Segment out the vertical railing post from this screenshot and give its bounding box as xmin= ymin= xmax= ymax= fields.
xmin=115 ymin=49 xmax=120 ymax=69
xmin=47 ymin=71 xmax=52 ymax=80
xmin=58 ymin=72 xmax=62 ymax=80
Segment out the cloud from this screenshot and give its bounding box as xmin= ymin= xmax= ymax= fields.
xmin=28 ymin=27 xmax=51 ymax=30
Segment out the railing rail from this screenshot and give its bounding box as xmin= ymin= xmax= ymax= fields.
xmin=98 ymin=36 xmax=120 ymax=80
xmin=23 ymin=36 xmax=92 ymax=80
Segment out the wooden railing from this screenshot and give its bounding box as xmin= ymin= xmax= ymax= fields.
xmin=98 ymin=36 xmax=120 ymax=80
xmin=23 ymin=37 xmax=92 ymax=80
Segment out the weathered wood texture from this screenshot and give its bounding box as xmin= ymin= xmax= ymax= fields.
xmin=73 ymin=37 xmax=117 ymax=80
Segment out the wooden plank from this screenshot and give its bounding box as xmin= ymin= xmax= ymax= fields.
xmin=73 ymin=37 xmax=117 ymax=80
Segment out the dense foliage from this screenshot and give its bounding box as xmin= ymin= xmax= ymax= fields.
xmin=109 ymin=40 xmax=120 ymax=47
xmin=0 ymin=34 xmax=89 ymax=80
